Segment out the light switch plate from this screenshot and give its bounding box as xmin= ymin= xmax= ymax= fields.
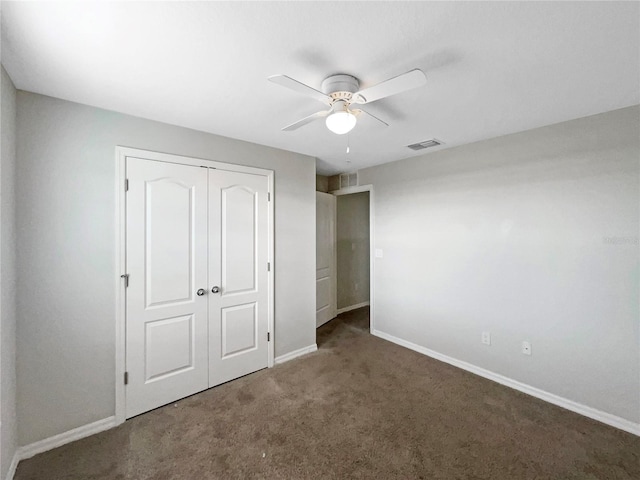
xmin=375 ymin=249 xmax=384 ymax=258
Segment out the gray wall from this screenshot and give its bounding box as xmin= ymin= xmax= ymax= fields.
xmin=337 ymin=192 xmax=370 ymax=309
xmin=16 ymin=92 xmax=316 ymax=446
xmin=328 ymin=175 xmax=340 ymax=192
xmin=359 ymin=106 xmax=640 ymax=424
xmin=316 ymin=174 xmax=329 ymax=193
xmin=0 ymin=65 xmax=17 ymax=477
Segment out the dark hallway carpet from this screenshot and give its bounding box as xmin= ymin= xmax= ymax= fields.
xmin=15 ymin=307 xmax=639 ymax=479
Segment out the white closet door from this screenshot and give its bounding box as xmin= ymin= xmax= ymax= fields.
xmin=125 ymin=158 xmax=209 ymax=418
xmin=208 ymin=169 xmax=269 ymax=387
xmin=316 ymin=192 xmax=336 ymax=327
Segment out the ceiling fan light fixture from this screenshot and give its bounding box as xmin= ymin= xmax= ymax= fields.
xmin=325 ymin=110 xmax=357 ymax=135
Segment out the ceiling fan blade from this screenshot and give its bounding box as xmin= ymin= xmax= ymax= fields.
xmin=352 ymin=109 xmax=389 ymax=127
xmin=351 ymin=69 xmax=427 ymax=104
xmin=268 ymin=75 xmax=332 ymax=105
xmin=282 ymin=110 xmax=331 ymax=131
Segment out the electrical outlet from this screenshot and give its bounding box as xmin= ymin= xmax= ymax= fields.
xmin=522 ymin=341 xmax=532 ymax=356
xmin=354 ymin=282 xmax=359 ymax=291
xmin=375 ymin=249 xmax=384 ymax=258
xmin=481 ymin=331 xmax=491 ymax=345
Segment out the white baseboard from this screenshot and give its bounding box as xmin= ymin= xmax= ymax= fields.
xmin=15 ymin=416 xmax=116 ymax=468
xmin=372 ymin=329 xmax=640 ymax=437
xmin=5 ymin=451 xmax=19 ymax=480
xmin=337 ymin=301 xmax=370 ymax=315
xmin=275 ymin=344 xmax=318 ymax=364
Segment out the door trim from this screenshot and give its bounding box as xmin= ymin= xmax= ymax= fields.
xmin=330 ymin=185 xmax=375 ymax=333
xmin=114 ymin=146 xmax=275 ymax=425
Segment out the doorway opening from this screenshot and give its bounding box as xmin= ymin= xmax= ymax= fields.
xmin=315 ymin=178 xmax=373 ymax=346
xmin=336 ymin=190 xmax=370 ymax=328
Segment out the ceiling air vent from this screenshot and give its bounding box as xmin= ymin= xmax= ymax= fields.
xmin=407 ymin=139 xmax=443 ymax=151
xmin=340 ymin=172 xmax=358 ymax=189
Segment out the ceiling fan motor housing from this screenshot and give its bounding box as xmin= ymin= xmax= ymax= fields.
xmin=331 ymin=99 xmax=350 ymax=113
xmin=321 ymin=74 xmax=360 ymax=103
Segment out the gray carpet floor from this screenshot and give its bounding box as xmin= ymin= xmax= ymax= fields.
xmin=15 ymin=307 xmax=640 ymax=479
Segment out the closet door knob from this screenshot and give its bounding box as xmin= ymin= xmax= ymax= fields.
xmin=211 ymin=286 xmax=220 ymax=294
xmin=196 ymin=289 xmax=206 ymax=296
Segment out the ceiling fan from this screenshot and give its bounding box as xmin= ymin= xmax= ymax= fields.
xmin=268 ymin=69 xmax=427 ymax=135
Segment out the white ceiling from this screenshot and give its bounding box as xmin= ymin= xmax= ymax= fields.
xmin=2 ymin=1 xmax=638 ymax=175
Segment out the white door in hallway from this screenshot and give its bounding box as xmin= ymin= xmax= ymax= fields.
xmin=125 ymin=158 xmax=209 ymax=418
xmin=316 ymin=192 xmax=336 ymax=327
xmin=125 ymin=156 xmax=271 ymax=418
xmin=208 ymin=169 xmax=269 ymax=386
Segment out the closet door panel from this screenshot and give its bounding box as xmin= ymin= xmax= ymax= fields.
xmin=125 ymin=157 xmax=209 ymax=418
xmin=208 ymin=169 xmax=269 ymax=387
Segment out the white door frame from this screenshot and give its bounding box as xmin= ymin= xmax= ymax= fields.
xmin=114 ymin=146 xmax=275 ymax=425
xmin=330 ymin=185 xmax=375 ymax=333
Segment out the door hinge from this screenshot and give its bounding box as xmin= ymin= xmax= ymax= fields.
xmin=125 ymin=179 xmax=129 ymax=191
xmin=124 ymin=372 xmax=129 ymax=385
xmin=267 ymin=192 xmax=271 ymax=201
xmin=267 ymin=262 xmax=271 ymax=272
xmin=120 ymin=273 xmax=129 ymax=287
xmin=267 ymin=332 xmax=270 ymax=342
